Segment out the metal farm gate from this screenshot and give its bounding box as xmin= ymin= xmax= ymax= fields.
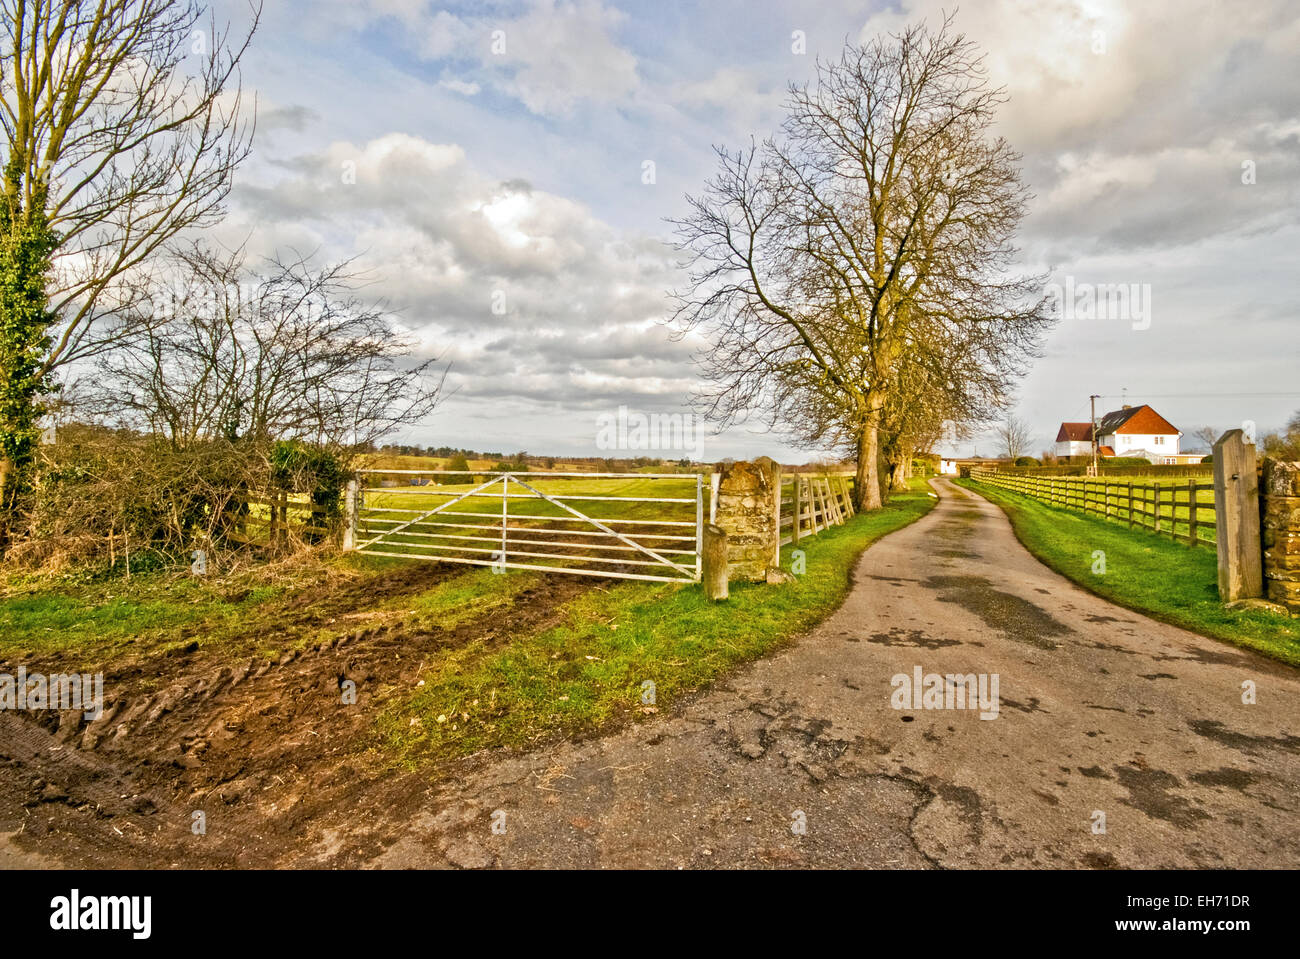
xmin=350 ymin=470 xmax=703 ymax=583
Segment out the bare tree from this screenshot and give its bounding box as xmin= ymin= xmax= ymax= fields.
xmin=1192 ymin=425 xmax=1220 ymax=452
xmin=0 ymin=0 xmax=257 ymax=513
xmin=995 ymin=413 xmax=1034 ymax=461
xmin=672 ymin=16 xmax=1050 ymax=509
xmin=87 ymin=244 xmax=444 ymax=451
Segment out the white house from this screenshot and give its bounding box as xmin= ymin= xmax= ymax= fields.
xmin=1095 ymin=404 xmax=1182 ymax=461
xmin=1053 ymin=404 xmax=1191 ymax=464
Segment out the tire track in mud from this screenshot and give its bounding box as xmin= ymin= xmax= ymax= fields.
xmin=0 ymin=566 xmax=602 ymax=868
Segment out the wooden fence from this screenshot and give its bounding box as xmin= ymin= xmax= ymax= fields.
xmin=779 ymin=474 xmax=856 ymax=547
xmin=969 ymin=468 xmax=1217 ymax=547
xmin=993 ymin=463 xmax=1214 ymax=478
xmin=227 ymin=491 xmax=332 ymax=546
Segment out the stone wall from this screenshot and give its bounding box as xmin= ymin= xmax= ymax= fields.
xmin=1261 ymin=458 xmax=1300 ymax=613
xmin=713 ymin=457 xmax=780 ymax=582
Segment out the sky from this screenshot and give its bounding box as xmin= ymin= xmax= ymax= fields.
xmin=205 ymin=0 xmax=1300 ymax=462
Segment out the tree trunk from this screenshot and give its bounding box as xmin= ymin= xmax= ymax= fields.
xmin=855 ymin=423 xmax=884 ymax=511
xmin=890 ymin=446 xmax=912 ymax=492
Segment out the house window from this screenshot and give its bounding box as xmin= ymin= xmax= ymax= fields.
xmin=1154 ymin=436 xmax=1164 ymax=445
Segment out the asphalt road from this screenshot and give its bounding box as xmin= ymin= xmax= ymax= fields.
xmin=355 ymin=477 xmax=1300 ymax=869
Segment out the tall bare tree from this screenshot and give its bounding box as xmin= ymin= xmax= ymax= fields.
xmin=0 ymin=0 xmax=257 ymax=521
xmin=671 ymin=15 xmax=1050 ymax=509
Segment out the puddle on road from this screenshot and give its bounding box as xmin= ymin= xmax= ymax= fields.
xmin=1188 ymin=719 xmax=1300 ymax=755
xmin=1189 ymin=767 xmax=1261 ymax=791
xmin=1113 ymin=766 xmax=1210 ymax=828
xmin=865 ymin=627 xmax=963 ymax=649
xmin=924 ymin=574 xmax=1072 ymax=650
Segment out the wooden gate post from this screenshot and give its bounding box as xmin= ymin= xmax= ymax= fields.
xmin=1213 ymin=429 xmax=1264 ymax=602
xmin=343 ymin=477 xmax=358 ymax=550
xmin=770 ymin=462 xmax=783 ymax=569
xmin=702 ymin=524 xmax=729 ymax=600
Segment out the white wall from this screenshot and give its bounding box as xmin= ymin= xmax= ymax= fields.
xmin=1103 ymin=432 xmax=1181 ymax=454
xmin=1054 ymin=440 xmax=1091 ymax=457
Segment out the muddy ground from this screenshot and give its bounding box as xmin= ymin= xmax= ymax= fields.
xmin=0 ymin=563 xmax=597 ymax=868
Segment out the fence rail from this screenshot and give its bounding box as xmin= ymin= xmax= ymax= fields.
xmin=779 ymin=473 xmax=856 ymax=547
xmin=969 ymin=468 xmax=1216 ymax=546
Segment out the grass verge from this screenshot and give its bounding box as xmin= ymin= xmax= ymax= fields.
xmin=376 ymin=480 xmax=938 ymax=766
xmin=957 ymin=478 xmax=1300 ymax=667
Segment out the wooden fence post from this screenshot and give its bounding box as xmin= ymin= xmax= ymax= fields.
xmin=791 ymin=478 xmax=802 ymax=547
xmin=839 ymin=476 xmax=855 ymax=518
xmin=343 ymin=478 xmax=358 ymax=550
xmin=824 ymin=478 xmax=842 ymax=525
xmin=1187 ymin=479 xmax=1198 ymax=545
xmin=1212 ymin=429 xmax=1264 ymax=602
xmin=702 ymin=524 xmax=729 ymax=601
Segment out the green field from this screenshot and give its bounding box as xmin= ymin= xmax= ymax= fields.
xmin=360 ymin=474 xmax=701 ymax=523
xmin=959 ymin=478 xmax=1300 ymax=666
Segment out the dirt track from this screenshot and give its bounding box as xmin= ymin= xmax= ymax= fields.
xmin=3 ymin=478 xmax=1298 ymax=868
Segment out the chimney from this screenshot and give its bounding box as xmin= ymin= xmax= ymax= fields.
xmin=1121 ymin=404 xmax=1131 ymax=409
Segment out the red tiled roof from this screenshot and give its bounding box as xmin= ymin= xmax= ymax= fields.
xmin=1096 ymin=404 xmax=1179 ymax=436
xmin=1098 ymin=446 xmax=1116 ymax=457
xmin=1056 ymin=422 xmax=1093 ymax=442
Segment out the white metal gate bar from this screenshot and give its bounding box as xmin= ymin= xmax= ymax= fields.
xmin=355 ymin=472 xmax=506 ymax=549
xmin=352 ymin=469 xmax=703 ymax=583
xmin=507 ymin=474 xmax=695 ymax=578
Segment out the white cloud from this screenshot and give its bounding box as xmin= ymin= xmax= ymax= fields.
xmin=438 ymin=77 xmax=481 ymax=96
xmin=490 ymin=0 xmax=640 ymax=116
xmin=329 ymin=0 xmax=641 ymax=117
xmin=226 ymin=132 xmax=687 ymax=414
